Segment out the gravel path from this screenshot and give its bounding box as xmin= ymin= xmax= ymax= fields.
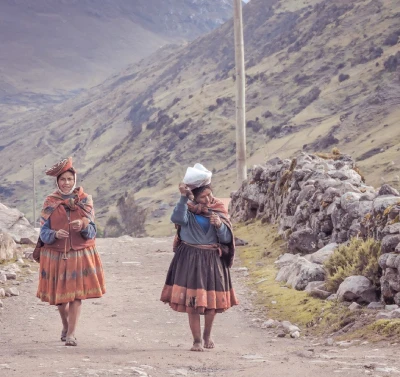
xmin=1 ymin=237 xmax=399 ymax=377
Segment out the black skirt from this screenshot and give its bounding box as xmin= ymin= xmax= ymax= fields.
xmin=160 ymin=243 xmax=239 ymax=314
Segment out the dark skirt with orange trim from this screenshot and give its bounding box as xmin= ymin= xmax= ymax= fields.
xmin=160 ymin=243 xmax=239 ymax=314
xmin=37 ymin=246 xmax=106 ymax=305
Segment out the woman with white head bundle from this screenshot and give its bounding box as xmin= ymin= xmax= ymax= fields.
xmin=160 ymin=164 xmax=238 ymax=352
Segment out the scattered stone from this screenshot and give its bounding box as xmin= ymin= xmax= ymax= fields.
xmin=5 ymin=272 xmax=17 ymax=280
xmin=327 ymin=294 xmax=338 ymax=301
xmin=281 ymin=321 xmax=301 ymax=336
xmin=5 ymin=287 xmax=19 ymax=296
xmin=325 ymin=338 xmax=334 ymax=346
xmin=389 ymin=309 xmax=400 ymax=319
xmin=385 ymin=304 xmax=399 ymax=311
xmin=376 ymin=311 xmax=392 ymax=320
xmin=0 ymin=274 xmax=6 ymax=283
xmin=233 ymin=267 xmax=248 ymax=272
xmin=305 ymin=281 xmax=325 ymax=292
xmin=337 ymin=276 xmax=378 ymax=304
xmin=0 ymin=231 xmax=17 ymax=261
xmin=290 ymin=331 xmax=300 ymax=339
xmin=261 ymin=319 xmax=279 ymax=329
xmin=367 ymin=302 xmax=385 ymax=310
xmin=234 ymin=237 xmax=248 ymax=246
xmin=0 ymin=288 xmax=5 ymax=298
xmin=305 ymin=281 xmax=332 ymax=299
xmin=0 ymin=299 xmax=3 ymax=308
xmin=349 ymin=302 xmax=362 ymax=311
xmin=305 ymin=243 xmax=338 ymax=264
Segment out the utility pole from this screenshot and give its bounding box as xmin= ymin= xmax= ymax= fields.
xmin=233 ymin=0 xmax=247 ymax=186
xmin=33 ymin=162 xmax=36 ymax=228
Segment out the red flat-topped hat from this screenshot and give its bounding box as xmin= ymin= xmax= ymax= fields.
xmin=45 ymin=157 xmax=75 ymax=177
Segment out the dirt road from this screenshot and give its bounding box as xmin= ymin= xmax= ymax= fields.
xmin=1 ymin=237 xmax=399 ymax=377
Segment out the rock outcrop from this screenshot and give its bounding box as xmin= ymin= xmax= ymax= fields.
xmin=0 ymin=232 xmax=17 ymax=261
xmin=0 ymin=203 xmax=38 ymax=246
xmin=230 ymin=152 xmax=400 ymax=302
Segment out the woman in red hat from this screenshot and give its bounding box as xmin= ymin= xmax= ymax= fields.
xmin=36 ymin=157 xmax=106 ymax=346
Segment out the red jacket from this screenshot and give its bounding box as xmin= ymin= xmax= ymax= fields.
xmin=43 ymin=205 xmax=95 ymax=252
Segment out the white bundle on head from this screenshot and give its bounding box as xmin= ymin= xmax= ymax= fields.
xmin=182 ymin=163 xmax=212 ymax=189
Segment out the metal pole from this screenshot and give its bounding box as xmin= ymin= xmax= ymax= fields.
xmin=33 ymin=162 xmax=36 ymax=228
xmin=233 ymin=0 xmax=247 ymax=186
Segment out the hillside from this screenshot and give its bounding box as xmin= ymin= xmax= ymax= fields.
xmin=0 ymin=0 xmax=233 ymax=115
xmin=0 ymin=0 xmax=399 ymax=234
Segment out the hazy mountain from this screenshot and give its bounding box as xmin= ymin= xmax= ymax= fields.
xmin=1 ymin=0 xmax=399 ymax=234
xmin=0 ymin=0 xmax=233 ymax=108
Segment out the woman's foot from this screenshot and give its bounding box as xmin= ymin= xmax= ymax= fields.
xmin=65 ymin=336 xmax=77 ymax=346
xmin=203 ymin=337 xmax=215 ymax=349
xmin=61 ymin=329 xmax=68 ymax=342
xmin=190 ymin=341 xmax=204 ymax=352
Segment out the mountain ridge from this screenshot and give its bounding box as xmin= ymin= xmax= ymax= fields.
xmin=1 ymin=0 xmax=399 ymax=235
xmin=0 ymin=0 xmax=233 ymax=115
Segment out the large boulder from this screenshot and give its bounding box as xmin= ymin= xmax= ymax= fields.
xmin=0 ymin=232 xmax=17 ymax=261
xmin=381 ymin=235 xmax=400 ymax=254
xmin=287 ymin=229 xmax=318 ymax=254
xmin=274 ymin=253 xmax=301 ymax=269
xmin=378 ymin=184 xmax=400 ymax=197
xmin=373 ymin=196 xmax=400 ymax=215
xmin=0 ymin=203 xmax=39 ymax=244
xmin=277 ymin=257 xmax=326 ymax=290
xmin=337 ymin=276 xmax=378 ymax=304
xmin=305 ymin=281 xmax=332 ymax=299
xmin=305 ymin=243 xmax=338 ymax=264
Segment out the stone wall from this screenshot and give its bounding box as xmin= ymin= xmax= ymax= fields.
xmin=230 ymin=152 xmax=400 ymax=303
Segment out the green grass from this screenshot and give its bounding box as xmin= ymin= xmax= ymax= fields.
xmin=234 ymin=221 xmax=400 ymax=341
xmin=234 ymin=221 xmax=337 ymax=333
xmin=339 ymin=319 xmax=400 ymax=342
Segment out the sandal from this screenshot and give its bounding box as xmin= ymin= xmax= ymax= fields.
xmin=61 ymin=330 xmax=67 ymax=342
xmin=65 ymin=337 xmax=77 ymax=346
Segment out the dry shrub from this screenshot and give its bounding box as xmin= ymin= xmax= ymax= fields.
xmin=117 ymin=193 xmax=147 ymax=237
xmin=315 ymin=147 xmax=342 ymax=161
xmin=352 ymin=165 xmax=366 ymax=183
xmin=324 ymin=238 xmax=382 ymax=292
xmin=104 ymin=216 xmax=124 ymax=238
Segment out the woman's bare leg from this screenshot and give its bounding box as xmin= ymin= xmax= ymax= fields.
xmin=188 ymin=313 xmax=203 ymax=351
xmin=203 ymin=311 xmax=216 ymax=349
xmin=66 ymin=299 xmax=82 ymax=339
xmin=58 ymin=303 xmax=69 ymax=338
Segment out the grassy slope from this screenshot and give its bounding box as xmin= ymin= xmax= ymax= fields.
xmin=0 ymin=0 xmax=399 ymax=230
xmin=0 ymin=0 xmax=233 ymax=95
xmin=234 ymin=220 xmax=400 ymax=341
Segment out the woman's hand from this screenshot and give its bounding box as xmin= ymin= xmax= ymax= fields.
xmin=179 ymin=182 xmax=194 ymax=200
xmin=55 ymin=229 xmax=69 ymax=239
xmin=210 ymin=213 xmax=222 ymax=229
xmin=69 ymin=219 xmax=83 ymax=231
xmin=179 ymin=182 xmax=189 ymax=195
